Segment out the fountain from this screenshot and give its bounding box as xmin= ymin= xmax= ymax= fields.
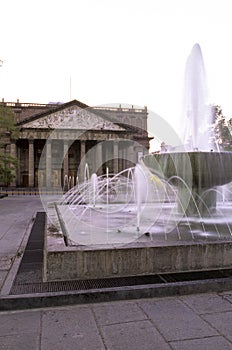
xmin=56 ymin=165 xmax=156 ymax=246
xmin=42 ymin=43 xmax=232 ymax=282
xmin=143 ymin=43 xmax=232 ymax=216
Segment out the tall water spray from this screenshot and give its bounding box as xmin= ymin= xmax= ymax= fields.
xmin=143 ymin=43 xmax=232 ymax=217
xmin=182 ymin=43 xmax=214 ymax=150
xmin=91 ymin=173 xmax=98 ymax=207
xmin=134 ymin=164 xmax=148 ymax=231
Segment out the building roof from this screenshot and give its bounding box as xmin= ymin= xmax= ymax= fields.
xmin=16 ymin=99 xmax=139 ymax=134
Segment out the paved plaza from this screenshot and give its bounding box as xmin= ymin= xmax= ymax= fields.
xmin=1 ymin=197 xmax=232 ymax=349
xmin=2 ymin=293 xmax=232 ymax=349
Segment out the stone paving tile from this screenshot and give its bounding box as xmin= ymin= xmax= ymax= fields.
xmin=0 ymin=270 xmax=7 ymax=288
xmin=170 ymin=336 xmax=232 ymax=350
xmin=0 ymin=310 xmax=41 ymax=335
xmin=0 ymin=270 xmax=8 ymax=291
xmin=0 ymin=255 xmax=14 ymax=270
xmin=0 ymin=310 xmax=41 ymax=350
xmin=138 ymin=298 xmax=218 ymax=341
xmin=180 ymin=293 xmax=232 ymax=314
xmin=41 ymin=306 xmax=105 ymax=350
xmin=202 ymin=311 xmax=232 ymax=343
xmin=92 ymin=301 xmax=147 ymax=325
xmin=101 ymin=319 xmax=171 ymax=350
xmin=222 ymin=294 xmax=232 ymax=305
xmin=0 ymin=334 xmax=40 ymax=350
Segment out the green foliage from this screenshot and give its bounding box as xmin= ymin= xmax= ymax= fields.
xmin=0 ymin=153 xmax=19 ymax=183
xmin=0 ymin=105 xmax=19 ymax=185
xmin=0 ymin=105 xmax=19 ymax=140
xmin=214 ymin=105 xmax=232 ymax=151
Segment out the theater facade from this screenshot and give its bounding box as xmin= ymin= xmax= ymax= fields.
xmin=2 ymin=99 xmax=150 ymax=188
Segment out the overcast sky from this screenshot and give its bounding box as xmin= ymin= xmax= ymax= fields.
xmin=1 ymin=0 xmax=232 ymax=149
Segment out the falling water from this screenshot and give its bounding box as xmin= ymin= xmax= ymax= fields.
xmin=134 ymin=164 xmax=148 ymax=232
xmin=76 ymin=175 xmax=79 ymax=189
xmin=84 ymin=163 xmax=90 ymax=183
xmin=63 ymin=174 xmax=69 ymax=192
xmin=91 ymin=173 xmax=98 ymax=207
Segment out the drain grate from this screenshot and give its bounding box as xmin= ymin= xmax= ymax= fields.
xmin=10 ymin=269 xmax=232 ymax=295
xmin=12 ymin=212 xmax=45 ymax=286
xmin=10 ymin=275 xmax=165 ymax=295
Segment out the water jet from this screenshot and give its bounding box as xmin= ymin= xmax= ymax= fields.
xmin=143 ymin=43 xmax=232 ymax=217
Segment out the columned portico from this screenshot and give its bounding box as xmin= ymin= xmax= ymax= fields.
xmin=8 ymin=99 xmax=150 ymax=189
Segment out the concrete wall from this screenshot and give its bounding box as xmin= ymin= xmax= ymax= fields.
xmin=44 ymin=238 xmax=232 ymax=281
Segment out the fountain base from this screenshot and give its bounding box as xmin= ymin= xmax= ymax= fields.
xmin=142 ymin=151 xmax=232 ymax=217
xmin=178 ymin=186 xmax=217 ymax=216
xmin=43 ymin=203 xmax=232 ymax=281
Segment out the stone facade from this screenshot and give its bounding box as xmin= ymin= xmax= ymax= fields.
xmin=1 ymin=99 xmax=150 ymax=188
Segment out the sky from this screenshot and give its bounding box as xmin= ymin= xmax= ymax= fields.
xmin=1 ymin=0 xmax=232 ymax=150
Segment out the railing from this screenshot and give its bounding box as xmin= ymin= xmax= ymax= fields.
xmin=0 ymin=187 xmax=64 ymax=196
xmin=92 ymin=106 xmax=147 ymax=113
xmin=0 ymin=101 xmax=147 ymax=113
xmin=0 ymin=101 xmax=62 ymax=108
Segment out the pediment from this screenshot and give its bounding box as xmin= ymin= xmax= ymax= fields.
xmin=21 ymin=105 xmax=125 ymax=131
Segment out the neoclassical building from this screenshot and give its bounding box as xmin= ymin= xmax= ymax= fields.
xmin=1 ymin=99 xmax=150 ymax=188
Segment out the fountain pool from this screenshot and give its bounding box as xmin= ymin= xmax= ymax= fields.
xmin=42 ymin=43 xmax=232 ymax=281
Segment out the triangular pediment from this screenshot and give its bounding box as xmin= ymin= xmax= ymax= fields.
xmin=21 ymin=102 xmax=126 ymax=131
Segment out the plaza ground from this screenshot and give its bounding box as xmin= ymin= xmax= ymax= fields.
xmin=1 ymin=196 xmax=232 ymax=349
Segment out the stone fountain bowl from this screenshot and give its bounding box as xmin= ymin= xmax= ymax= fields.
xmin=142 ymin=151 xmax=232 ymax=189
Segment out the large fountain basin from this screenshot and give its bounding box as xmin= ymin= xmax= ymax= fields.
xmin=44 ymin=204 xmax=232 ymax=281
xmin=143 ymin=152 xmax=232 ymax=188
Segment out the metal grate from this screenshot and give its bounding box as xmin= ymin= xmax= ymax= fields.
xmin=10 ymin=269 xmax=232 ymax=295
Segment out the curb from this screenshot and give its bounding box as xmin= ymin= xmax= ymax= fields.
xmin=1 ymin=277 xmax=232 ymax=311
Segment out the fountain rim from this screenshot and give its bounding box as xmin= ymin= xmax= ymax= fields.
xmin=145 ymin=150 xmax=232 ymax=156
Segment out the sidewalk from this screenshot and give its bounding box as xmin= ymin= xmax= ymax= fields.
xmin=0 ymin=196 xmax=44 ymax=292
xmin=1 ymin=197 xmax=232 ymax=349
xmin=1 ymin=292 xmax=232 ymax=349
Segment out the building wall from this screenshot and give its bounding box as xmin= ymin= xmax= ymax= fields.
xmin=92 ymin=105 xmax=148 ymax=132
xmin=0 ymin=100 xmax=150 ymax=188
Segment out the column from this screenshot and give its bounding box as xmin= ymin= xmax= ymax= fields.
xmin=10 ymin=142 xmax=17 ymax=186
xmin=63 ymin=140 xmax=69 ymax=177
xmin=127 ymin=142 xmax=135 ymax=165
xmin=28 ymin=139 xmax=34 ymax=187
xmin=46 ymin=140 xmax=51 ymax=188
xmin=118 ymin=142 xmax=123 ymax=172
xmin=79 ymin=140 xmax=86 ymax=181
xmin=113 ymin=140 xmax=119 ymax=174
xmin=95 ymin=142 xmax=102 ymax=175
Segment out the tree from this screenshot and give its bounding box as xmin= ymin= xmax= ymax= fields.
xmin=214 ymin=105 xmax=232 ymax=151
xmin=0 ymin=105 xmax=19 ymax=185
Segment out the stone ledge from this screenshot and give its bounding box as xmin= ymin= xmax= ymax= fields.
xmin=44 ymin=228 xmax=232 ymax=281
